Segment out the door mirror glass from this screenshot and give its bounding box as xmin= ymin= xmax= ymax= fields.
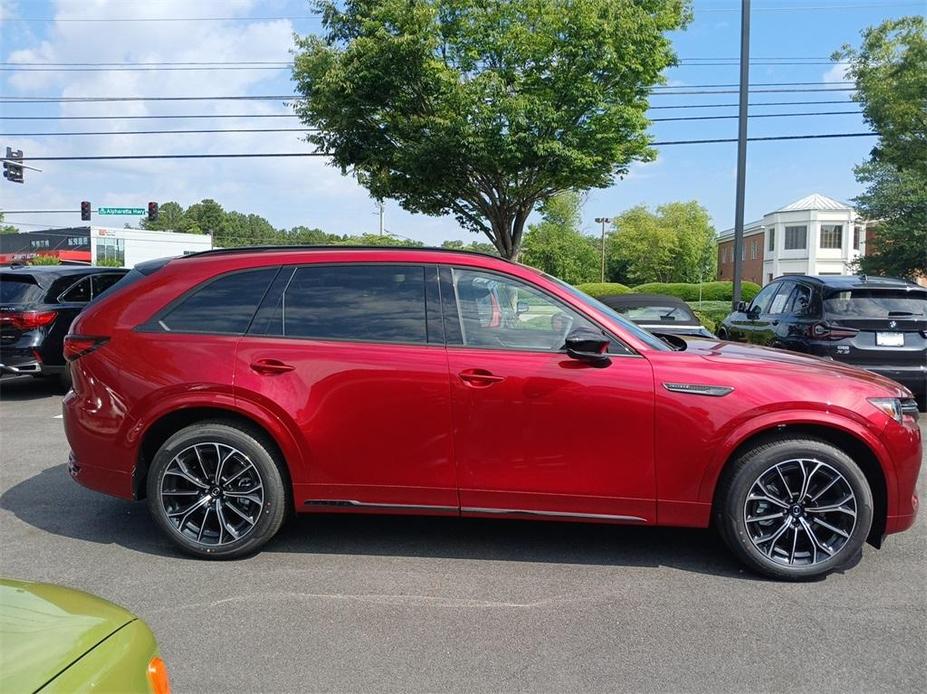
xmin=564 ymin=328 xmax=611 ymax=367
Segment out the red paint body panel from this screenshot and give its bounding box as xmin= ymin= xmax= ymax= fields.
xmin=61 ymin=247 xmax=921 ymax=547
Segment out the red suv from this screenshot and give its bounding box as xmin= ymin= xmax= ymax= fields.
xmin=62 ymin=247 xmax=922 ymax=580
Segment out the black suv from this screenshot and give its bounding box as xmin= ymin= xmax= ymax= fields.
xmin=0 ymin=265 xmax=127 ymax=385
xmin=717 ymin=275 xmax=927 ymax=407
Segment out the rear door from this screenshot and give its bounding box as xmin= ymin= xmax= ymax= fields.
xmin=234 ymin=263 xmax=457 ymax=512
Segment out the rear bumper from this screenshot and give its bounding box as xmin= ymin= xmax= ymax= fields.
xmin=63 ymin=393 xmax=137 ymax=500
xmin=0 ymin=345 xmax=63 ymax=376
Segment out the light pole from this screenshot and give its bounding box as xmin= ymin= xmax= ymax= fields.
xmin=595 ymin=217 xmax=611 ymax=282
xmin=731 ymin=0 xmax=751 ymax=309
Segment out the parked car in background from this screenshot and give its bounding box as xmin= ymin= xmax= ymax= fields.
xmin=63 ymin=247 xmax=921 ymax=580
xmin=0 ymin=265 xmax=127 ymax=386
xmin=717 ymin=275 xmax=927 ymax=408
xmin=0 ymin=578 xmax=169 ymax=693
xmin=597 ymin=293 xmax=714 ymax=339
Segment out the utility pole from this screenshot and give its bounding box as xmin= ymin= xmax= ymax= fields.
xmin=731 ymin=0 xmax=751 ymax=309
xmin=378 ymin=201 xmax=384 ymax=236
xmin=595 ymin=217 xmax=611 ymax=282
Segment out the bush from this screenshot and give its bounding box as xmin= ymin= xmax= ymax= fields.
xmin=575 ymin=282 xmax=632 ymax=298
xmin=631 ymin=280 xmax=760 ymax=302
xmin=690 ymin=309 xmax=716 ymax=334
xmin=28 ymin=254 xmax=61 ymax=265
xmin=687 ymin=300 xmax=731 ymax=331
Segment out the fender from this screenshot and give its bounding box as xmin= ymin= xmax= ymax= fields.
xmin=697 ymin=407 xmax=897 ymax=506
xmin=125 ymin=387 xmax=308 ymax=485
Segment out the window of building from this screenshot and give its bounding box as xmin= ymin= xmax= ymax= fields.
xmin=784 ymin=225 xmax=807 ymax=250
xmin=268 ymin=265 xmax=429 ymax=344
xmin=156 ymin=267 xmax=278 ymax=335
xmin=768 ymin=228 xmax=775 ymax=252
xmin=95 ymin=237 xmax=125 ymax=266
xmin=853 ymin=225 xmax=862 ymax=250
xmin=820 ymin=224 xmax=843 ymax=249
xmin=750 ymin=240 xmax=758 ymax=260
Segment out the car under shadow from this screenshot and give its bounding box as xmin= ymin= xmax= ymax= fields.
xmin=0 ymin=463 xmax=856 ymax=582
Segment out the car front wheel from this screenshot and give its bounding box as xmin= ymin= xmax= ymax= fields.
xmin=716 ymin=436 xmax=873 ymax=581
xmin=146 ymin=421 xmax=288 ymax=559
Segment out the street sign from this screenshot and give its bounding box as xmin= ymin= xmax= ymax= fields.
xmin=97 ymin=207 xmax=145 ymax=215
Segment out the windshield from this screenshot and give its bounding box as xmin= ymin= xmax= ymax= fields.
xmin=824 ymin=289 xmax=927 ymax=318
xmin=0 ymin=275 xmax=44 ymax=305
xmin=545 ymin=275 xmax=672 ymax=351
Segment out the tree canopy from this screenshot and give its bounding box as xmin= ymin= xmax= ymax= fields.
xmin=292 ymin=0 xmax=690 ymax=259
xmin=519 ymin=191 xmax=600 ymax=284
xmin=606 ymin=201 xmax=716 ymax=285
xmin=0 ymin=212 xmax=18 ymax=234
xmin=836 ymin=16 xmax=927 ymax=279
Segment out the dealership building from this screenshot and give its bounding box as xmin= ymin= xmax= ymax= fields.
xmin=0 ymin=226 xmax=212 ymax=267
xmin=716 ymin=193 xmax=868 ymax=286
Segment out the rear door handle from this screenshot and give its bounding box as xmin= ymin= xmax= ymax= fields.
xmin=458 ymin=369 xmax=504 ymax=387
xmin=250 ymin=358 xmax=295 ymax=375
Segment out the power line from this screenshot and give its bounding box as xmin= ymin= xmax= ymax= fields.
xmin=0 ymin=99 xmax=858 ymax=120
xmin=13 ymin=132 xmax=877 ymax=161
xmin=0 ymin=111 xmax=864 ymax=136
xmin=0 ymin=86 xmax=856 ymax=105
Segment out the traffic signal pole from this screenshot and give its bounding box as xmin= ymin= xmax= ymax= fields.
xmin=731 ymin=0 xmax=751 ymax=309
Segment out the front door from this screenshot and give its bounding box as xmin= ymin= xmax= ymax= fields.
xmin=234 ymin=263 xmax=457 ymax=511
xmin=441 ymin=267 xmax=656 ymax=523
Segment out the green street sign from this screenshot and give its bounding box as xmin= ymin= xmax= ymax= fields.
xmin=97 ymin=207 xmax=146 ymax=215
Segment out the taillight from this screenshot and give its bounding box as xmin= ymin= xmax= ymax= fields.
xmin=147 ymin=656 xmax=171 ymax=694
xmin=0 ymin=310 xmax=58 ymax=331
xmin=812 ymin=322 xmax=859 ymax=340
xmin=63 ymin=335 xmax=108 ymax=361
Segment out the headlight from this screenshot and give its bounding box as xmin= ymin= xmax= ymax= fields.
xmin=869 ymin=397 xmax=920 ymax=424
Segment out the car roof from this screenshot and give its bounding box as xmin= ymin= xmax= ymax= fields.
xmin=777 ymin=274 xmax=924 ymax=291
xmin=178 ymin=244 xmax=507 ymax=263
xmin=0 ymin=265 xmax=120 ymax=289
xmin=600 ymin=293 xmax=693 ymax=308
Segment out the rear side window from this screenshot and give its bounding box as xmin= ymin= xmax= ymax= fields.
xmin=252 ymin=264 xmax=428 ymax=344
xmin=154 ymin=267 xmax=278 ymax=335
xmin=0 ymin=275 xmax=43 ymax=305
xmin=91 ymin=273 xmax=125 ymax=298
xmin=59 ymin=276 xmax=93 ymax=303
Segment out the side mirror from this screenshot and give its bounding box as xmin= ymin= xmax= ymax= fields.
xmin=564 ymin=328 xmax=611 ymax=367
xmin=516 ymin=301 xmax=529 ymax=315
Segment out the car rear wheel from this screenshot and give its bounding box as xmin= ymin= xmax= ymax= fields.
xmin=146 ymin=421 xmax=288 ymax=559
xmin=716 ymin=436 xmax=873 ymax=581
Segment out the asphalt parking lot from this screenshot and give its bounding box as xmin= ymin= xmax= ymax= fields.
xmin=1 ymin=375 xmax=925 ymax=693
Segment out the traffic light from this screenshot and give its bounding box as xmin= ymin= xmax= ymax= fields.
xmin=81 ymin=201 xmax=91 ymax=222
xmin=3 ymin=147 xmax=24 ymax=184
xmin=148 ymin=202 xmax=159 ymax=223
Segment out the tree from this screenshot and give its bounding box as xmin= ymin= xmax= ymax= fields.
xmin=0 ymin=212 xmax=18 ymax=234
xmin=836 ymin=16 xmax=927 ymax=278
xmin=182 ymin=199 xmax=227 ymax=236
xmin=292 ymin=0 xmax=690 ymax=259
xmin=139 ymin=201 xmax=186 ymax=231
xmin=606 ymin=201 xmax=716 ymax=284
xmin=855 ymin=161 xmax=927 ymax=279
xmin=836 ymin=16 xmax=927 ymax=176
xmin=440 ymin=239 xmax=499 ymax=255
xmin=519 ymin=191 xmax=599 ymax=284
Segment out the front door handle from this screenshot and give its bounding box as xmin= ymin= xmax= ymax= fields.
xmin=458 ymin=369 xmax=504 ymax=387
xmin=250 ymin=358 xmax=295 ymax=375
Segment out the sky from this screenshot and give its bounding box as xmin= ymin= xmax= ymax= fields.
xmin=1 ymin=0 xmax=924 ymax=245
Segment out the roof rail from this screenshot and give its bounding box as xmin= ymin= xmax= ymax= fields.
xmin=176 ymin=244 xmax=508 ymax=262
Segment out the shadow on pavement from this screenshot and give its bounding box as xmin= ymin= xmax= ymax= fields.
xmin=1 ymin=463 xmax=763 ymax=580
xmin=0 ymin=375 xmax=68 ymax=402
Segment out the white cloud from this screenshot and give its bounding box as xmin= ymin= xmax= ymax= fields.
xmin=1 ymin=0 xmax=464 ymax=242
xmin=823 ymin=63 xmax=850 ymax=84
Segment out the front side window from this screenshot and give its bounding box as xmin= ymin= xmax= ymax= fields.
xmin=750 ymin=282 xmax=781 ymax=314
xmin=768 ymin=283 xmax=793 ymax=315
xmin=784 ymin=226 xmax=807 ymax=250
xmin=156 ymin=267 xmax=278 ymax=334
xmin=821 ymin=224 xmax=843 ymax=249
xmin=259 ymin=264 xmax=428 ymax=344
xmin=449 ymin=268 xmax=607 ymax=352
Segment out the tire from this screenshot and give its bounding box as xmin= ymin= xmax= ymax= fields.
xmin=146 ymin=421 xmax=289 ymax=559
xmin=716 ymin=328 xmax=728 ymax=340
xmin=59 ymin=367 xmax=72 ymax=391
xmin=715 ymin=436 xmax=873 ymax=581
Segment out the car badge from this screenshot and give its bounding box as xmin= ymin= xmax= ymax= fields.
xmin=888 ymin=320 xmax=897 ymax=329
